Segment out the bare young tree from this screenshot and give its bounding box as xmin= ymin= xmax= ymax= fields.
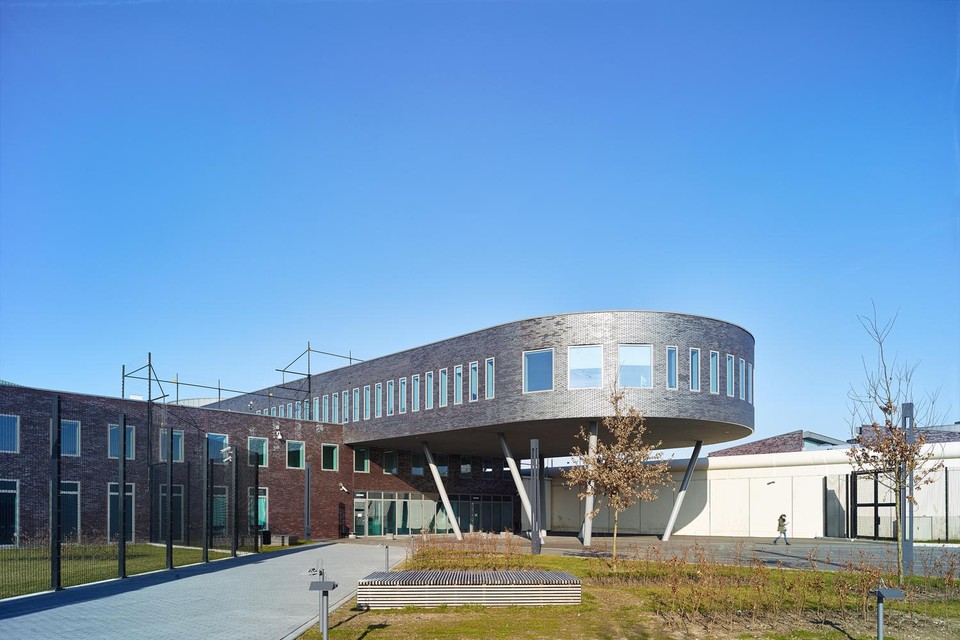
xmin=847 ymin=305 xmax=945 ymax=585
xmin=562 ymin=389 xmax=671 ymax=566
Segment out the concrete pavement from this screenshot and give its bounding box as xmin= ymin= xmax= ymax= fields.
xmin=0 ymin=542 xmax=402 ymax=640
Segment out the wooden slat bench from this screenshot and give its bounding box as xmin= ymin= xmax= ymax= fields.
xmin=356 ymin=570 xmax=581 ymax=609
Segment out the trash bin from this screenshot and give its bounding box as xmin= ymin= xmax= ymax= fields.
xmin=261 ymin=530 xmax=271 ymax=546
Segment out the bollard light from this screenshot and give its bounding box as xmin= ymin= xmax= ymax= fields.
xmin=868 ymin=581 xmax=905 ymax=640
xmin=309 ymin=571 xmax=338 ymax=640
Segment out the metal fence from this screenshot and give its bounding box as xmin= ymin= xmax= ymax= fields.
xmin=0 ymin=397 xmax=264 ymax=600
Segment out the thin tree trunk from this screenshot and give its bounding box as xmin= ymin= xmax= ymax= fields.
xmin=612 ymin=511 xmax=619 ymax=570
xmin=895 ymin=482 xmax=904 ymax=586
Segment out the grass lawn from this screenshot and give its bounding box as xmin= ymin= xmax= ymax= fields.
xmin=299 ymin=537 xmax=960 ymax=640
xmin=0 ymin=543 xmax=232 ymax=600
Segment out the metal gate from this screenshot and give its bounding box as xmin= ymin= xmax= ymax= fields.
xmin=850 ymin=471 xmax=897 ymax=540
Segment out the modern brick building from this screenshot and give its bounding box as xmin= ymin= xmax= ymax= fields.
xmin=1 ymin=310 xmax=756 ymax=546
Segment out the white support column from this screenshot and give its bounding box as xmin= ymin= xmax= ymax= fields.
xmin=662 ymin=440 xmax=703 ymax=542
xmin=422 ymin=442 xmax=462 ymax=540
xmin=579 ymin=421 xmax=599 ymax=547
xmin=498 ymin=433 xmax=532 ymax=528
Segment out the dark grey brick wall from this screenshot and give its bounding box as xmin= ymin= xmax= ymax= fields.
xmin=215 ymin=311 xmax=755 ymax=453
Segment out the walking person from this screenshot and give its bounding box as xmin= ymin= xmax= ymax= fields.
xmin=773 ymin=514 xmax=790 ymax=545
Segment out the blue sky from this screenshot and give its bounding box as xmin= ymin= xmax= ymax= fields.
xmin=1 ymin=0 xmax=957 ymax=450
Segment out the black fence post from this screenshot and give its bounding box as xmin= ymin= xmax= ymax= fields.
xmin=304 ymin=462 xmax=311 ymax=540
xmin=253 ymin=462 xmax=260 ymax=553
xmin=203 ymin=455 xmax=210 ymax=563
xmin=50 ymin=395 xmax=62 ymax=591
xmin=118 ymin=414 xmax=127 ymax=578
xmin=166 ymin=414 xmax=174 ymax=570
xmin=231 ymin=449 xmax=238 ymax=557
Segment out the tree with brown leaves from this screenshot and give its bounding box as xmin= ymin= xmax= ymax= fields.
xmin=846 ymin=306 xmax=944 ymax=585
xmin=562 ymin=390 xmax=671 ymax=566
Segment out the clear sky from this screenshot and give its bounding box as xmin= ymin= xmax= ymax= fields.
xmin=1 ymin=0 xmax=957 ymax=452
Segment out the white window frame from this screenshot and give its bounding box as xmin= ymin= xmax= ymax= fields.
xmin=523 ymin=348 xmax=555 ymax=393
xmin=689 ymin=348 xmax=701 ymax=392
xmin=332 ymin=394 xmax=339 ymax=423
xmin=342 ymin=391 xmax=349 ymax=424
xmin=709 ymin=351 xmax=720 ymax=395
xmin=321 ymin=443 xmax=338 ymax=471
xmin=248 ymin=436 xmax=268 ymax=467
xmin=485 ymin=358 xmax=495 ymax=399
xmin=287 ymin=403 xmax=293 ymax=419
xmin=387 ymin=380 xmax=395 ymax=416
xmin=399 ymin=377 xmax=407 ymax=414
xmin=439 ymin=369 xmax=448 ymax=407
xmin=278 ymin=404 xmax=285 ymax=418
xmin=295 ymin=401 xmax=302 ymax=420
xmin=425 ymin=372 xmax=434 ymax=410
xmin=747 ymin=362 xmax=754 ymax=404
xmin=666 ymin=346 xmax=678 ymax=391
xmin=375 ymin=383 xmax=383 ymax=418
xmin=159 ymin=428 xmax=184 ymax=463
xmin=412 ymin=374 xmax=420 ymax=412
xmin=61 ymin=419 xmax=81 ymax=457
xmin=313 ymin=397 xmax=320 ymax=422
xmin=469 ymin=361 xmax=479 ymax=401
xmin=286 ymin=440 xmax=305 ymax=470
xmin=323 ymin=395 xmax=330 ymax=423
xmin=726 ymin=354 xmax=735 ymax=397
xmin=208 ymin=433 xmax=229 ymax=463
xmin=454 ymin=365 xmax=463 ymax=404
xmin=1 ymin=414 xmax=21 ymax=454
xmin=364 ymin=385 xmax=371 ymax=420
xmin=567 ymin=345 xmax=603 ymax=390
xmin=739 ymin=358 xmax=746 ymax=401
xmin=108 ymin=424 xmax=136 ymax=460
xmin=354 ymin=447 xmax=370 ymax=473
xmin=353 ymin=388 xmax=360 ymax=423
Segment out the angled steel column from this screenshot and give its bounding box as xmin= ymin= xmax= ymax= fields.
xmin=422 ymin=442 xmax=462 ymax=540
xmin=498 ymin=433 xmax=532 ymax=527
xmin=579 ymin=421 xmax=598 ymax=547
xmin=662 ymin=441 xmax=702 ymax=542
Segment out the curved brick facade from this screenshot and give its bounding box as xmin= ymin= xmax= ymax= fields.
xmin=219 ymin=311 xmax=755 ymax=457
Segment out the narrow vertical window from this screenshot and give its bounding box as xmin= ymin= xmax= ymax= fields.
xmin=689 ymin=348 xmax=701 ymax=392
xmin=747 ymin=362 xmax=754 ymax=404
xmin=383 ymin=450 xmax=398 ymax=475
xmin=295 ymin=401 xmax=302 ymax=420
xmin=279 ymin=404 xmax=285 ymax=418
xmin=709 ymin=351 xmax=720 ymax=394
xmin=387 ymin=380 xmax=395 ymax=416
xmin=354 ymin=447 xmax=369 ymax=472
xmin=726 ymin=354 xmax=735 ymax=397
xmin=375 ymin=383 xmax=383 ymax=418
xmin=353 ymin=388 xmax=360 ymax=422
xmin=270 ymin=406 xmax=277 ymax=417
xmin=666 ymin=346 xmax=678 ymax=390
xmin=439 ymin=369 xmax=448 ymax=407
xmin=342 ymin=391 xmax=350 ymax=423
xmin=485 ymin=358 xmax=495 ymax=399
xmin=313 ymin=397 xmax=319 ymax=422
xmin=322 ymin=395 xmax=330 ymax=423
xmin=363 ymin=385 xmax=371 ymax=419
xmin=425 ymin=372 xmax=434 ymax=409
xmin=332 ymin=393 xmax=339 ymax=424
xmin=454 ymin=365 xmax=463 ymax=404
xmin=523 ymin=349 xmax=554 ymax=393
xmin=412 ymin=374 xmax=421 ymax=412
xmin=739 ymin=358 xmax=746 ymax=400
xmin=469 ymin=362 xmax=479 ymax=401
xmin=399 ymin=377 xmax=407 ymax=414
xmin=287 ymin=403 xmax=293 ymax=418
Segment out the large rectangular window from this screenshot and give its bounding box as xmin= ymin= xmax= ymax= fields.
xmin=364 ymin=386 xmax=371 ymax=420
xmin=207 ymin=433 xmax=228 ymax=461
xmin=332 ymin=393 xmax=339 ymax=424
xmin=342 ymin=391 xmax=349 ymax=424
xmin=726 ymin=354 xmax=735 ymax=397
xmin=375 ymin=383 xmax=382 ymax=418
xmin=0 ymin=415 xmax=19 ymax=453
xmin=61 ymin=420 xmax=80 ymax=457
xmin=412 ymin=375 xmax=421 ymax=412
xmin=436 ymin=454 xmax=449 ymax=477
xmin=439 ymin=369 xmax=448 ymax=407
xmin=666 ymin=346 xmax=678 ymax=390
xmin=286 ymin=441 xmax=305 ymax=469
xmin=618 ymin=345 xmax=652 ymax=388
xmin=523 ymin=349 xmax=553 ymax=393
xmin=425 ymin=372 xmax=434 ymax=410
xmin=399 ymin=377 xmax=408 ymax=414
xmin=383 ymin=450 xmax=398 ymax=475
xmin=411 ymin=452 xmax=424 ymax=476
xmin=469 ymin=362 xmax=479 ymax=401
xmin=108 ymin=424 xmax=135 ymax=460
xmin=323 ymin=395 xmax=330 ymax=423
xmin=739 ymin=358 xmax=746 ymax=400
xmin=387 ymin=380 xmax=395 ymax=416
xmin=354 ymin=448 xmax=369 ymax=472
xmin=485 ymin=358 xmax=495 ymax=399
xmin=747 ymin=363 xmax=754 ymax=404
xmin=159 ymin=429 xmax=184 ymax=463
xmin=689 ymin=348 xmax=701 ymax=392
xmin=709 ymin=351 xmax=720 ymax=394
xmin=454 ymin=365 xmax=463 ymax=404
xmin=353 ymin=388 xmax=360 ymax=422
xmin=321 ymin=444 xmax=338 ymax=471
xmin=248 ymin=437 xmax=268 ymax=466
xmin=568 ymin=345 xmax=602 ymax=389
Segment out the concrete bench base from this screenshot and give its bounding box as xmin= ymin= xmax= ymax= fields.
xmin=356 ymin=570 xmax=581 ymax=609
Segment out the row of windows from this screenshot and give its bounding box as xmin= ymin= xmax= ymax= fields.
xmin=0 ymin=479 xmax=271 ymax=546
xmin=523 ymin=345 xmax=754 ymax=403
xmin=0 ymin=416 xmax=138 ymax=458
xmin=351 ymin=448 xmax=511 ymax=480
xmin=256 ymin=358 xmax=497 ymax=424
